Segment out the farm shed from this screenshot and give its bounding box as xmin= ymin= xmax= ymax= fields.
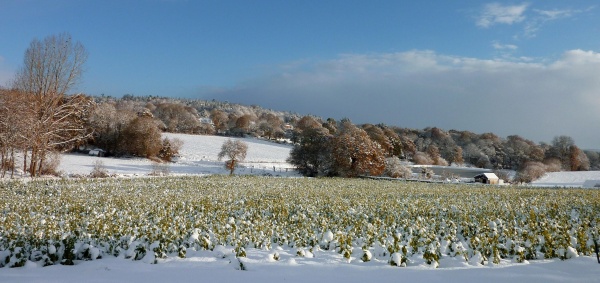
xmin=474 ymin=173 xmax=499 ymax=184
xmin=88 ymin=149 xmax=106 ymax=157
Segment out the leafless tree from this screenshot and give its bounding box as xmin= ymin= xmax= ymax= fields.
xmin=10 ymin=33 xmax=92 ymax=176
xmin=0 ymin=89 xmax=27 ymax=177
xmin=218 ymin=139 xmax=248 ymax=175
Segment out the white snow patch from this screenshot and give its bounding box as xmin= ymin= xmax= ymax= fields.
xmin=532 ymin=171 xmax=600 ymax=187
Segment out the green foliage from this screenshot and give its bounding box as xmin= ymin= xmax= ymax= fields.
xmin=134 ymin=244 xmax=147 ymax=261
xmin=0 ymin=176 xmax=599 ymax=269
xmin=178 ymin=245 xmax=186 ymax=258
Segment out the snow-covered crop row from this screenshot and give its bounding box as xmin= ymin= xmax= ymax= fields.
xmin=1 ymin=176 xmax=599 ymax=269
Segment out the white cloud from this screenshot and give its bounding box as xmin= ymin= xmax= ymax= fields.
xmin=523 ymin=9 xmax=578 ymax=37
xmin=206 ymin=50 xmax=600 ymax=148
xmin=492 ymin=41 xmax=518 ymax=50
xmin=477 ymin=3 xmax=529 ymax=28
xmin=476 ymin=4 xmax=593 ymax=37
xmin=534 ymin=8 xmax=574 ymax=20
xmin=523 ymin=7 xmax=591 ymax=37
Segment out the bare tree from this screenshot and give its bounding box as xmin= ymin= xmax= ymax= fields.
xmin=11 ymin=33 xmax=92 ymax=176
xmin=0 ymin=88 xmax=27 ymax=177
xmin=218 ymin=139 xmax=248 ymax=175
xmin=13 ymin=33 xmax=87 ymax=97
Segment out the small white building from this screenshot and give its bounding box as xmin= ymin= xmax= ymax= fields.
xmin=88 ymin=149 xmax=106 ymax=157
xmin=474 ymin=173 xmax=500 ymax=185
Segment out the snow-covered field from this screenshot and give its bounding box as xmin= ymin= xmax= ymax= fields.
xmin=532 ymin=171 xmax=600 ymax=188
xmin=57 ymin=133 xmax=299 ymax=177
xmin=3 ymin=133 xmax=600 ymax=282
xmin=3 ymin=250 xmax=599 ymax=283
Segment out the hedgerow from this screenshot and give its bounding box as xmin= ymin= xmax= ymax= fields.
xmin=0 ymin=176 xmax=599 ymax=268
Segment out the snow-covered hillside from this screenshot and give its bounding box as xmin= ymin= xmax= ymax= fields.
xmin=531 ymin=171 xmax=600 ymax=188
xmin=57 ymin=133 xmax=299 ymax=177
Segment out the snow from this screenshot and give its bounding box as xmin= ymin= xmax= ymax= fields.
xmin=531 ymin=171 xmax=600 ymax=187
xmin=56 ymin=133 xmax=299 ymax=177
xmin=2 ymin=249 xmax=600 ymax=283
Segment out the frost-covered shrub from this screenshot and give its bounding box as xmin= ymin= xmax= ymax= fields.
xmin=39 ymin=151 xmax=62 ymax=176
xmin=515 ymin=161 xmax=547 ymax=183
xmin=384 ymin=157 xmax=412 ymax=178
xmin=158 ymin=137 xmax=183 ymax=162
xmin=89 ymin=160 xmax=109 ymax=178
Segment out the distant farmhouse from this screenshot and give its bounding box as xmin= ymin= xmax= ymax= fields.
xmin=474 ymin=173 xmax=500 ymax=185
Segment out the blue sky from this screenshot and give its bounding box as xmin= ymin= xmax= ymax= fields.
xmin=1 ymin=0 xmax=599 ymax=148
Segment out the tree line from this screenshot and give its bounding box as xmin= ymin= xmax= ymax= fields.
xmin=287 ymin=116 xmax=599 ymax=182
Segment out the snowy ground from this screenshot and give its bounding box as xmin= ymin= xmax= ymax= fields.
xmin=3 ymin=133 xmax=600 ymax=282
xmin=532 ymin=171 xmax=600 ymax=188
xmin=56 ymin=133 xmax=299 ymax=178
xmin=2 ymin=246 xmax=600 ymax=283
